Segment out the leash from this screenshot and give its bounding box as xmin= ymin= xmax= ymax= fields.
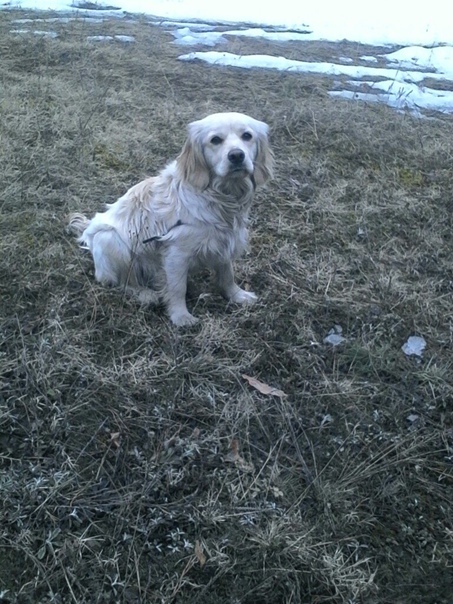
xmin=143 ymin=220 xmax=183 ymax=244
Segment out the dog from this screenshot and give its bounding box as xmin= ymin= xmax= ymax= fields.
xmin=68 ymin=112 xmax=273 ymax=326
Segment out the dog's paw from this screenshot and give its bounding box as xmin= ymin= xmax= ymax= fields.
xmin=170 ymin=311 xmax=199 ymax=327
xmin=230 ymin=289 xmax=258 ymax=305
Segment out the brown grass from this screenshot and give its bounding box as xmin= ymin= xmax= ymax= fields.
xmin=0 ymin=10 xmax=452 ymax=604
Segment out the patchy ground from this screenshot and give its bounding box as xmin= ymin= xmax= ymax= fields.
xmin=0 ymin=11 xmax=452 ymax=604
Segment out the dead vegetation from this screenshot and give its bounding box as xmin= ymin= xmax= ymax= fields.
xmin=0 ymin=11 xmax=452 ymax=604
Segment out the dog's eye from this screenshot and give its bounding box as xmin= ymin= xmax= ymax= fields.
xmin=210 ymin=136 xmax=223 ymax=145
xmin=241 ymin=132 xmax=253 ymax=141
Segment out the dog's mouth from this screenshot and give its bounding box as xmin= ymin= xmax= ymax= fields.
xmin=225 ymin=167 xmax=256 ymax=189
xmin=228 ymin=165 xmax=252 ymax=176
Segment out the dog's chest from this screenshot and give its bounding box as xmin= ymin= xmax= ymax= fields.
xmin=191 ymin=222 xmax=248 ymax=264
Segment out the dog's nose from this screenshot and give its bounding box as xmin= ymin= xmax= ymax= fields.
xmin=228 ymin=148 xmax=245 ymax=165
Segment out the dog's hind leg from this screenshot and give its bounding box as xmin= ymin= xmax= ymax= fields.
xmin=90 ymin=228 xmax=140 ymax=286
xmin=91 ymin=229 xmax=159 ymax=304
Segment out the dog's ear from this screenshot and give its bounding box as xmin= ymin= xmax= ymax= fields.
xmin=253 ymin=124 xmax=274 ymax=187
xmin=177 ymin=128 xmax=210 ymax=191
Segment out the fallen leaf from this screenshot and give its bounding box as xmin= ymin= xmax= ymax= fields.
xmin=194 ymin=540 xmax=206 ymax=568
xmin=225 ymin=439 xmax=240 ymax=462
xmin=242 ymin=374 xmax=287 ymax=398
xmin=110 ymin=432 xmax=121 ymax=448
xmin=230 ymin=438 xmax=239 ymax=457
xmin=225 ymin=439 xmax=255 ymax=472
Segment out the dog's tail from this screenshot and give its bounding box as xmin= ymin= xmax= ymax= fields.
xmin=67 ymin=213 xmax=90 ymax=237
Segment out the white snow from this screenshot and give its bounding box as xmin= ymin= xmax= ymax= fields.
xmin=324 ymin=334 xmax=347 ymax=346
xmin=402 ymin=336 xmax=427 ymax=358
xmin=113 ymin=34 xmax=135 ymax=42
xmin=12 ymin=16 xmax=105 ymax=22
xmin=86 ymin=35 xmax=113 ymax=41
xmin=86 ymin=34 xmax=135 ymax=42
xmin=3 ymin=1 xmax=453 ymax=46
xmin=177 ymin=50 xmax=446 ymax=83
xmin=171 ymin=28 xmax=227 ymax=47
xmin=324 ymin=326 xmax=346 ymax=346
xmin=2 ymin=0 xmax=453 ymax=114
xmin=10 ymin=28 xmax=58 ymax=37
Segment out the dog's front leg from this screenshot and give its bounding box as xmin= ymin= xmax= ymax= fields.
xmin=163 ymin=250 xmax=198 ymax=327
xmin=214 ymin=260 xmax=257 ymax=305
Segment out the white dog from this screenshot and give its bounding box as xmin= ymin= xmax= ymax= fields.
xmin=69 ymin=112 xmax=273 ymax=326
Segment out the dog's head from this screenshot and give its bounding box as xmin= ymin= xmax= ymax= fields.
xmin=177 ymin=112 xmax=273 ymax=191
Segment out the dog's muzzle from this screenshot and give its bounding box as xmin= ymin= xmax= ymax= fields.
xmin=228 ymin=148 xmax=245 ymax=166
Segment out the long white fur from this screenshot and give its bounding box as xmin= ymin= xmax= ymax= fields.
xmin=68 ymin=112 xmax=273 ymax=326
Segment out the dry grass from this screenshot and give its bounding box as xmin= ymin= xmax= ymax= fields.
xmin=1 ymin=11 xmax=452 ymax=604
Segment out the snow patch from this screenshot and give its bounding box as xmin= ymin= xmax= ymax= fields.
xmin=402 ymin=336 xmax=427 ymax=357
